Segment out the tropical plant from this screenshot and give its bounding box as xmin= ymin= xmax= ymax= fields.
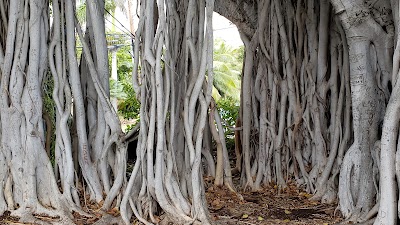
xmin=213 ymin=39 xmax=243 ymax=101
xmin=107 ymin=45 xmax=140 ymax=122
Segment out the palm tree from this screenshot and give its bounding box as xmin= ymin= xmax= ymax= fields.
xmin=213 ymin=39 xmax=243 ymax=101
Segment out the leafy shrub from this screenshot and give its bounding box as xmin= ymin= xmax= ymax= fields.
xmin=216 ymin=97 xmax=239 ymax=150
xmin=117 ymin=82 xmax=140 ymax=120
xmin=107 ymin=45 xmax=141 ymax=122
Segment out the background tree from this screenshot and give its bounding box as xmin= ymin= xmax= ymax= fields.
xmin=213 ymin=39 xmax=243 ymax=101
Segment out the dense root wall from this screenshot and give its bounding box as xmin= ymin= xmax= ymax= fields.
xmin=220 ymin=0 xmax=393 ymax=223
xmin=0 ymin=0 xmax=400 ymax=225
xmin=234 ymin=0 xmax=356 ymax=198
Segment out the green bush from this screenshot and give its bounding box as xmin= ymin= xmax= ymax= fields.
xmin=117 ymin=81 xmax=140 ymax=120
xmin=107 ymin=45 xmax=141 ymax=122
xmin=216 ymin=97 xmax=239 ymax=150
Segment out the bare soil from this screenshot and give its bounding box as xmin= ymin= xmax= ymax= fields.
xmin=205 ymin=177 xmax=343 ymax=225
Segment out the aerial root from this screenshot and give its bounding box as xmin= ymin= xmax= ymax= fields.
xmin=335 ymin=207 xmax=377 ymax=225
xmin=13 ymin=210 xmax=74 ymax=225
xmin=18 ymin=212 xmax=52 ymax=225
xmin=10 ymin=202 xmax=76 ymax=225
xmin=356 ymin=203 xmax=379 ymax=224
xmin=310 ymin=177 xmax=337 ymax=204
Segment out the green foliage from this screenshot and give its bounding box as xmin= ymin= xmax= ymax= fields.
xmin=125 ymin=123 xmax=138 ymax=133
xmin=108 ymin=45 xmax=140 ymax=121
xmin=213 ymin=39 xmax=243 ymax=101
xmin=210 ymin=40 xmax=243 ymax=149
xmin=42 ymin=72 xmax=57 ymax=165
xmin=216 ymin=97 xmax=239 ymax=128
xmin=110 ymin=79 xmax=128 ymax=100
xmin=109 ymin=39 xmax=244 ymax=137
xmin=216 ymin=97 xmax=239 ymax=150
xmin=116 ymin=46 xmax=134 ymax=73
xmin=118 ymin=84 xmax=140 ymax=120
xmin=76 ymin=2 xmax=87 ymax=24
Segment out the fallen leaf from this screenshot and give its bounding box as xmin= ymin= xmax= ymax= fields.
xmin=299 ymin=192 xmax=312 ymax=198
xmin=107 ymin=207 xmax=120 ymax=216
xmin=283 ymin=219 xmax=291 ymax=222
xmin=211 ymin=199 xmax=220 ymax=205
xmin=212 ymin=201 xmax=224 ymax=210
xmin=242 ymin=214 xmax=249 ymax=219
xmin=227 ymin=208 xmax=242 ymax=217
xmin=258 ymin=216 xmax=264 ymax=221
xmin=284 ymin=209 xmax=292 ymax=214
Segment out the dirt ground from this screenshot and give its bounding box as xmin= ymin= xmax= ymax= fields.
xmin=205 ymin=176 xmax=343 ymax=225
xmin=0 ymin=178 xmax=343 ymax=225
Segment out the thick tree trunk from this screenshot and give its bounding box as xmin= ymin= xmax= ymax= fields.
xmin=331 ymin=0 xmax=392 ymax=220
xmin=0 ymin=0 xmax=70 ymax=222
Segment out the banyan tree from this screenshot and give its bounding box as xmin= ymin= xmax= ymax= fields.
xmin=0 ymin=0 xmax=400 ymax=224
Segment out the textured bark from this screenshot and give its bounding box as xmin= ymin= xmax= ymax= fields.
xmin=330 ymin=0 xmax=392 ymax=221
xmin=215 ymin=2 xmax=389 ymax=224
xmin=218 ymin=0 xmax=355 ymax=202
xmin=120 ymin=0 xmax=215 ymax=224
xmin=214 ymin=0 xmax=257 ymax=39
xmin=0 ymin=0 xmax=71 ymax=222
xmin=2 ymin=1 xmax=400 ymax=225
